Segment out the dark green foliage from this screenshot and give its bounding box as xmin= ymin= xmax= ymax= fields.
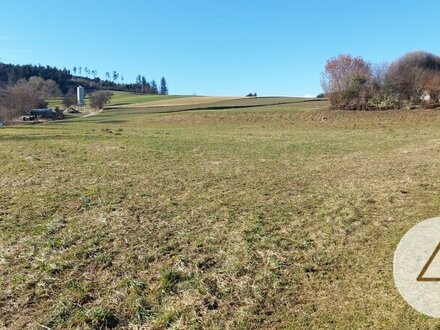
xmin=151 ymin=80 xmax=158 ymax=94
xmin=0 ymin=62 xmax=168 ymax=96
xmin=0 ymin=62 xmax=71 ymax=93
xmin=160 ymin=77 xmax=168 ymax=95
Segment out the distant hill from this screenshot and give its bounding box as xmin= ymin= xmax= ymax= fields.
xmin=0 ymin=62 xmax=164 ymax=95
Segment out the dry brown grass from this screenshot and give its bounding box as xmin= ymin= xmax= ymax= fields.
xmin=1 ymin=102 xmax=440 ymax=328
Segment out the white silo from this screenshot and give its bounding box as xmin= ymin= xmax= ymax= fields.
xmin=77 ymin=86 xmax=85 ymax=105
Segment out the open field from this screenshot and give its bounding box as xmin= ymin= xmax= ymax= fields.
xmin=102 ymin=96 xmax=321 ymax=118
xmin=110 ymin=96 xmax=241 ymax=109
xmin=46 ymin=92 xmax=189 ymax=109
xmin=108 ymin=92 xmax=190 ymax=107
xmin=109 ymin=95 xmax=314 ymax=109
xmin=1 ymin=98 xmax=440 ymax=328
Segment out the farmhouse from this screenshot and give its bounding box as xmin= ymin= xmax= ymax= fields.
xmin=22 ymin=108 xmax=64 ymax=121
xmin=30 ymin=108 xmax=56 ymax=118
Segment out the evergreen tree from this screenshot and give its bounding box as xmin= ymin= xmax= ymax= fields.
xmin=0 ymin=62 xmax=169 ymax=95
xmin=160 ymin=77 xmax=168 ymax=95
xmin=151 ymin=80 xmax=158 ymax=94
xmin=112 ymin=71 xmax=119 ymax=83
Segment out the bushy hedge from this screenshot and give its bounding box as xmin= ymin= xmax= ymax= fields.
xmin=321 ymin=51 xmax=440 ymax=110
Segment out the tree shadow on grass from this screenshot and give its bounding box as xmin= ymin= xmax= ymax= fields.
xmin=108 ymin=102 xmax=130 ymax=106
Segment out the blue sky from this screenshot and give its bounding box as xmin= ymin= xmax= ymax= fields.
xmin=1 ymin=0 xmax=439 ymax=96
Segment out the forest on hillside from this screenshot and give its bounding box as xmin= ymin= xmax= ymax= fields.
xmin=0 ymin=62 xmax=168 ymax=95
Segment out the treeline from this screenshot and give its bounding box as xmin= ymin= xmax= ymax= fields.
xmin=321 ymin=51 xmax=440 ymax=110
xmin=0 ymin=62 xmax=169 ymax=96
xmin=134 ymin=75 xmax=168 ymax=95
xmin=0 ymin=63 xmax=72 ymax=93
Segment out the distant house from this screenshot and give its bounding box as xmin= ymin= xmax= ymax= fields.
xmin=30 ymin=108 xmax=56 ymax=118
xmin=29 ymin=108 xmax=64 ymax=119
xmin=421 ymin=91 xmax=431 ymax=101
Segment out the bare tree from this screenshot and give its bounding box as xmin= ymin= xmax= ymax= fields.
xmin=321 ymin=54 xmax=372 ymax=109
xmin=89 ymin=91 xmax=112 ymax=109
xmin=368 ymin=63 xmax=390 ymax=99
xmin=0 ymin=105 xmax=7 ymax=122
xmin=5 ymin=79 xmax=44 ymax=119
xmin=0 ymin=91 xmax=8 ymax=121
xmin=387 ymin=51 xmax=440 ymax=102
xmin=62 ymin=88 xmax=77 ymax=108
xmin=423 ymin=70 xmax=440 ymax=103
xmin=0 ymin=77 xmax=62 ymax=120
xmin=27 ymin=76 xmax=61 ymax=98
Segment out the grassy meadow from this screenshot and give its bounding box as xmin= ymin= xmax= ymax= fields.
xmin=47 ymin=91 xmax=191 ymax=109
xmin=1 ymin=94 xmax=440 ymax=329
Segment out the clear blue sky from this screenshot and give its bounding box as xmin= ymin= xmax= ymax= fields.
xmin=1 ymin=0 xmax=439 ymax=96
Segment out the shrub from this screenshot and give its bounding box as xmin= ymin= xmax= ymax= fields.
xmin=321 ymin=54 xmax=372 ymax=109
xmin=89 ymin=91 xmax=112 ymax=109
xmin=387 ymin=51 xmax=440 ymax=102
xmin=322 ymin=51 xmax=440 ymax=110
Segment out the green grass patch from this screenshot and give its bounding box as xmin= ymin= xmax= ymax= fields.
xmin=108 ymin=91 xmax=189 ymax=106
